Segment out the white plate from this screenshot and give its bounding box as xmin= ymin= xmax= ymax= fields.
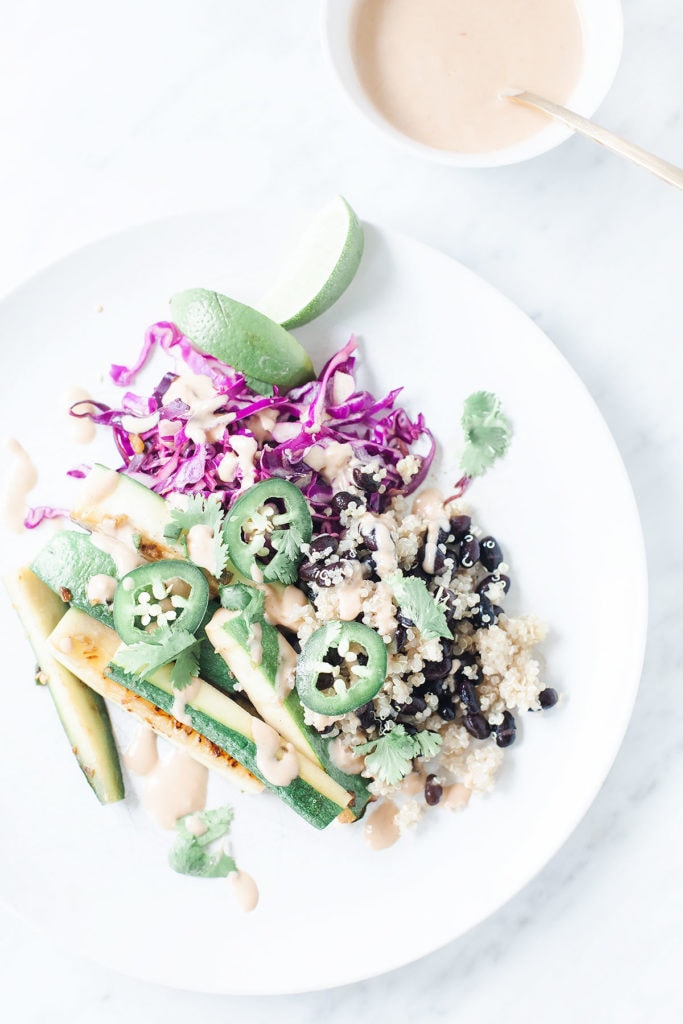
xmin=0 ymin=211 xmax=647 ymax=994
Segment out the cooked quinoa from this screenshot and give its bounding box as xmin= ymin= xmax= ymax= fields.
xmin=292 ymin=485 xmax=553 ymax=826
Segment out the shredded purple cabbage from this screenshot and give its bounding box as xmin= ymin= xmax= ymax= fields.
xmin=63 ymin=322 xmax=435 ymax=527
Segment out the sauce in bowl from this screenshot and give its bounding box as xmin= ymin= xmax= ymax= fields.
xmin=350 ymin=0 xmax=584 ymax=154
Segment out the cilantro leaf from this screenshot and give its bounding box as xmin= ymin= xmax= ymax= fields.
xmin=412 ymin=730 xmax=443 ymax=759
xmin=354 ymin=725 xmax=417 ymax=785
xmin=219 ymin=583 xmax=254 ymax=611
xmin=460 ymin=391 xmax=512 ymax=478
xmin=112 ymin=628 xmax=197 ymax=679
xmin=271 ymin=525 xmax=305 ymax=564
xmin=169 ymin=806 xmax=237 ymax=879
xmin=170 ymin=642 xmax=200 ymax=690
xmin=388 ymin=573 xmax=451 ymax=641
xmin=163 ymin=494 xmax=228 ymax=575
xmin=354 ymin=725 xmax=443 ymax=784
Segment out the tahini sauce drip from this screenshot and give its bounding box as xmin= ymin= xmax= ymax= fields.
xmin=364 ymin=799 xmax=400 ymax=851
xmin=142 ymin=748 xmax=209 ymax=830
xmin=1 ymin=439 xmax=38 ymax=532
xmin=251 ymin=718 xmax=299 ymax=787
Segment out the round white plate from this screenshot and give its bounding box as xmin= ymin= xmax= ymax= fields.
xmin=0 ymin=210 xmax=647 ymax=994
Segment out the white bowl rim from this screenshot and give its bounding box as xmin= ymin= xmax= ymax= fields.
xmin=320 ymin=0 xmax=624 ymax=168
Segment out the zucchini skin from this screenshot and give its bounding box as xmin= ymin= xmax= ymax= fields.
xmin=4 ymin=567 xmax=124 ymax=805
xmin=104 ymin=663 xmax=346 ymax=830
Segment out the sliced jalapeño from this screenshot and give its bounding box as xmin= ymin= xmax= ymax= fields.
xmin=223 ymin=478 xmax=312 ymax=585
xmin=113 ymin=559 xmax=209 ymax=645
xmin=296 ymin=620 xmax=387 ymax=716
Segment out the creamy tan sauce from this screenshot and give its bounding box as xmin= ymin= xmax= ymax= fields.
xmin=164 ymin=374 xmax=232 ymax=444
xmin=90 ymin=517 xmax=146 ymax=576
xmin=86 ymin=573 xmax=118 ymax=606
xmin=171 ymin=676 xmax=202 ymax=726
xmin=230 ymin=869 xmax=260 ymax=912
xmin=57 ymin=636 xmax=73 ymax=655
xmin=401 ymin=769 xmax=426 ymax=796
xmin=304 ymin=441 xmax=355 ymax=488
xmin=334 ymin=562 xmax=367 ymax=621
xmin=372 ymin=581 xmax=397 ymax=637
xmin=246 ymin=408 xmax=278 ymax=443
xmin=62 ymin=386 xmax=97 ymax=444
xmin=351 ymin=0 xmax=583 ymax=153
xmin=413 ymin=488 xmax=449 ymax=574
xmin=328 ymin=736 xmax=365 ymax=775
xmin=81 ymin=466 xmax=120 ymax=506
xmin=142 ymin=748 xmax=208 ymax=829
xmin=442 ymin=782 xmax=472 ymax=811
xmin=185 ymin=813 xmax=207 ymax=837
xmin=274 ymin=639 xmax=298 ymax=702
xmin=187 ymin=522 xmax=217 ymax=575
xmin=360 ymin=513 xmax=397 ymax=579
xmin=1 ymin=439 xmax=38 ymax=532
xmin=263 ymin=584 xmax=309 ymax=631
xmin=248 ymin=621 xmax=263 ymax=666
xmin=251 ymin=718 xmax=299 ymax=787
xmin=364 ymin=799 xmax=400 ymax=850
xmin=124 ymin=725 xmax=159 ymax=776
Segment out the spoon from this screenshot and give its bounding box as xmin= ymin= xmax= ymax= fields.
xmin=505 ymin=89 xmax=683 ymax=190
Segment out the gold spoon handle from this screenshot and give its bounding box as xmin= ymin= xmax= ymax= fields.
xmin=508 ymin=89 xmax=683 ymax=191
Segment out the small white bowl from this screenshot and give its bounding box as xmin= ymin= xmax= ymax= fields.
xmin=321 ymin=0 xmax=624 ymax=168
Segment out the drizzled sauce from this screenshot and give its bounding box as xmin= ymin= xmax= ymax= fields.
xmin=124 ymin=724 xmax=159 ymax=776
xmin=413 ymin=488 xmax=449 ymax=575
xmin=364 ymin=799 xmax=400 ymax=850
xmin=230 ymin=870 xmax=260 ymax=912
xmin=1 ymin=439 xmax=37 ymax=532
xmin=263 ymin=584 xmax=309 ymax=631
xmin=351 ymin=0 xmax=583 ymax=153
xmin=329 ymin=736 xmax=365 ymax=775
xmin=142 ymin=748 xmax=208 ymax=829
xmin=187 ymin=523 xmax=217 ymax=575
xmin=442 ymin=783 xmax=472 ymax=811
xmin=251 ymin=718 xmax=299 ymax=787
xmin=86 ymin=573 xmax=117 ymax=606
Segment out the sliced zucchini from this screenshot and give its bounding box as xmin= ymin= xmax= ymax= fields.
xmin=31 ymin=529 xmax=237 ymax=695
xmin=50 ymin=609 xmax=351 ymax=829
xmin=47 ymin=611 xmax=263 ymax=794
xmin=4 ymin=567 xmax=124 ymax=805
xmin=71 ymin=464 xmax=183 ymax=562
xmin=205 ymin=608 xmax=370 ymax=816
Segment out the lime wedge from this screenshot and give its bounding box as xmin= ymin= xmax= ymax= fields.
xmin=170 ymin=289 xmax=315 ymax=393
xmin=259 ymin=195 xmax=364 ymax=330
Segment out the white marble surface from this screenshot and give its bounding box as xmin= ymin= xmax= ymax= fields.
xmin=1 ymin=1 xmax=682 ymax=1020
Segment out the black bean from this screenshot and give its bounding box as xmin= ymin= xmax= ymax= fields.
xmin=424 ymin=774 xmax=443 ymax=806
xmin=457 ymin=680 xmax=481 ymax=713
xmin=362 ymin=527 xmax=378 ymax=551
xmin=394 ymin=624 xmax=408 ymax=652
xmin=310 ymin=534 xmax=338 ymax=557
xmin=438 ymin=702 xmax=456 ymax=721
xmin=539 ymin=687 xmax=559 ymax=709
xmin=454 ymin=653 xmax=483 ymax=686
xmin=397 ymin=612 xmax=416 ymax=627
xmin=416 ymin=542 xmax=446 ymax=575
xmin=495 ymin=710 xmax=516 ymax=748
xmin=423 ymin=655 xmax=453 ymax=681
xmin=480 ymin=536 xmax=504 ymax=572
xmin=463 ymin=713 xmax=492 ymax=739
xmin=476 ymin=573 xmax=511 ymax=597
xmin=402 ymin=722 xmax=418 ymax=736
xmin=332 ymin=491 xmax=364 ymax=513
xmin=448 ymin=515 xmax=471 ymax=541
xmin=458 ymin=534 xmax=480 ymax=569
xmin=399 ymin=695 xmax=428 ymax=716
xmin=472 ymin=594 xmax=498 ymax=629
xmin=319 ymin=723 xmax=339 ymax=737
xmin=357 ymin=703 xmax=378 ymax=731
xmin=353 ymin=467 xmax=381 ymax=493
xmin=298 ymin=559 xmax=343 ymax=587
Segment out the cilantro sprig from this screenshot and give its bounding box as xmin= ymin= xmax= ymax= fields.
xmin=164 ymin=493 xmax=229 ymax=576
xmin=354 ymin=725 xmax=443 ymax=785
xmin=168 ymin=807 xmax=237 ymax=879
xmin=113 ymin=627 xmax=200 ymax=689
xmin=459 ymin=391 xmax=512 ymax=479
xmin=388 ymin=572 xmax=451 ymax=641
